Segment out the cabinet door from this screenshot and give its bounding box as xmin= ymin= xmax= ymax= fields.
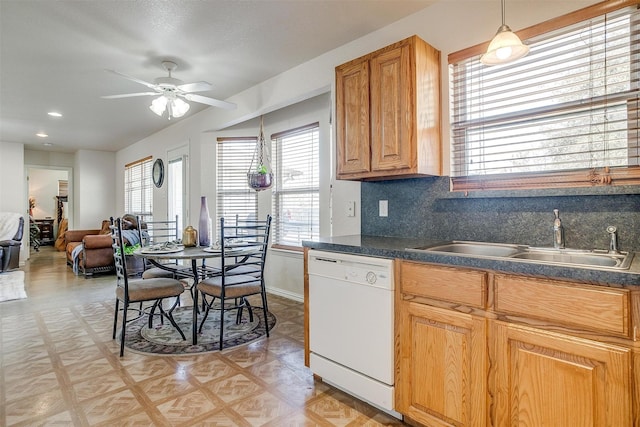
xmin=336 ymin=59 xmax=370 ymax=177
xmin=370 ymin=41 xmax=413 ymax=172
xmin=492 ymin=321 xmax=632 ymax=427
xmin=397 ymin=301 xmax=487 ymax=426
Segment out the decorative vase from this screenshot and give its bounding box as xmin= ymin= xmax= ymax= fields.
xmin=198 ymin=196 xmax=211 ymax=247
xmin=183 ymin=226 xmax=197 ymax=247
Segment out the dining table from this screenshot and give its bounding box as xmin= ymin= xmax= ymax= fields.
xmin=133 ymin=245 xmax=241 ymax=344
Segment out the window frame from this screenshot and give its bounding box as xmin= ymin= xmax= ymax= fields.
xmin=271 ymin=122 xmax=320 ymax=250
xmin=448 ymin=0 xmax=640 ymax=192
xmin=124 ymin=156 xmax=154 ymax=222
xmin=215 ymin=136 xmax=259 ymax=238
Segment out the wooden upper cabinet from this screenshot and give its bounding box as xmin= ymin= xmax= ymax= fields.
xmin=336 ymin=60 xmax=370 ymax=175
xmin=336 ymin=35 xmax=442 ymax=180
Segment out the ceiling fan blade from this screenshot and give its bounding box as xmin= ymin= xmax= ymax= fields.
xmin=184 ymin=93 xmax=237 ymax=110
xmin=101 ymin=92 xmax=158 ymax=99
xmin=106 ymin=69 xmax=157 ymax=90
xmin=178 ymin=81 xmax=213 ymax=93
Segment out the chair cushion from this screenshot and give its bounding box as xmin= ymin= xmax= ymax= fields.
xmin=207 ymin=259 xmax=260 ymax=277
xmin=197 ymin=275 xmax=261 ymax=299
xmin=117 ymin=278 xmax=185 ymax=303
xmin=141 ymin=267 xmax=175 ymax=279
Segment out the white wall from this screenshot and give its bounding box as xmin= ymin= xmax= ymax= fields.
xmin=113 ymin=0 xmax=601 ymax=300
xmin=0 ymin=142 xmax=27 ymax=264
xmin=73 ymin=150 xmax=115 ymax=229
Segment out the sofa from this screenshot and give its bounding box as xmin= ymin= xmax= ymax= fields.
xmin=0 ymin=213 xmax=24 ymax=273
xmin=65 ymin=220 xmax=114 ymax=278
xmin=64 ymin=216 xmax=144 ymax=278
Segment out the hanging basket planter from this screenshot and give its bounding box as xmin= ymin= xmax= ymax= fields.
xmin=247 ymin=171 xmax=273 ymax=190
xmin=247 ymin=116 xmax=274 ymax=191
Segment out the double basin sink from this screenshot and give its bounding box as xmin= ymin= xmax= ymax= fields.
xmin=407 ymin=241 xmax=634 ymax=270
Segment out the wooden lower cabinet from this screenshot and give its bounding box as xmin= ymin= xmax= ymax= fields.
xmin=396 ymin=260 xmax=639 ymax=426
xmin=396 ymin=301 xmax=487 ymax=426
xmin=491 ymin=321 xmax=632 ymax=427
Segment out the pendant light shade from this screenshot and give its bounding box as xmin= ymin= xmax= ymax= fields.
xmin=481 ymin=0 xmax=529 ymax=65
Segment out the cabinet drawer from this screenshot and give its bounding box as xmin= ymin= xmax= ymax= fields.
xmin=400 ymin=262 xmax=487 ymax=308
xmin=494 ymin=274 xmax=630 ymax=337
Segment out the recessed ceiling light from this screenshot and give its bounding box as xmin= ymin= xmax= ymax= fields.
xmin=43 ymin=142 xmax=53 ymax=147
xmin=36 ymin=132 xmax=48 ymax=138
xmin=48 ymin=111 xmax=62 ymax=117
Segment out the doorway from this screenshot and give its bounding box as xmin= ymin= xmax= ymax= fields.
xmin=25 ymin=165 xmax=72 ymax=258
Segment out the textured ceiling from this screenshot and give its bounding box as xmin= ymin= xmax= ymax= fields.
xmin=0 ymin=0 xmax=434 ymax=153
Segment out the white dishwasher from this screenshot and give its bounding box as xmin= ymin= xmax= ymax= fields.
xmin=308 ymin=249 xmax=398 ymax=416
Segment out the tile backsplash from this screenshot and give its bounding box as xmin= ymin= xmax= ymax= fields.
xmin=362 ymin=176 xmax=640 ymax=251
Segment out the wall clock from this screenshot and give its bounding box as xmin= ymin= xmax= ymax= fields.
xmin=152 ymin=158 xmax=164 ymax=188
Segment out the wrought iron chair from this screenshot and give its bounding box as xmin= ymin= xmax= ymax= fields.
xmin=196 ymin=215 xmax=272 ymax=350
xmin=110 ymin=217 xmax=186 ymax=357
xmin=137 ymin=215 xmax=189 ymax=280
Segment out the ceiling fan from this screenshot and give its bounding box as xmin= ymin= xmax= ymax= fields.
xmin=102 ymin=61 xmax=236 ymax=118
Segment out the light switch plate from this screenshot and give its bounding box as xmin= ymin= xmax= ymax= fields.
xmin=379 ymin=200 xmax=388 ymax=217
xmin=346 ymin=201 xmax=356 ymax=217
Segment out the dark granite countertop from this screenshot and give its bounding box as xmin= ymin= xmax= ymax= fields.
xmin=303 ymin=235 xmax=640 ymax=287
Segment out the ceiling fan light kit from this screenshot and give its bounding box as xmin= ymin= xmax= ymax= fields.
xmin=103 ymin=60 xmax=237 ymax=118
xmin=481 ymin=0 xmax=529 ymax=65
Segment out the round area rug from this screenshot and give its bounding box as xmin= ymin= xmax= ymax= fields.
xmin=123 ymin=305 xmax=276 ymax=355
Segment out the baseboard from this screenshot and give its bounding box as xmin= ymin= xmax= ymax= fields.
xmin=266 ymin=286 xmax=303 ymax=303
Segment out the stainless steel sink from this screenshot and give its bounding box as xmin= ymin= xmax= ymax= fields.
xmin=406 ymin=241 xmax=634 ymax=270
xmin=412 ymin=241 xmax=522 ymax=258
xmin=510 ymin=248 xmax=633 ymax=269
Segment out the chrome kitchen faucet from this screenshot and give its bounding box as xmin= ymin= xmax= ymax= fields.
xmin=607 ymin=225 xmax=620 ymax=254
xmin=553 ymin=209 xmax=565 ymax=249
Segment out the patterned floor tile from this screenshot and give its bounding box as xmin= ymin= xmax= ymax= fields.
xmin=249 ymin=358 xmax=300 ymax=385
xmin=123 ymin=357 xmax=177 ymax=382
xmin=222 ymin=346 xmax=274 ymax=369
xmin=307 ymin=394 xmax=369 ymax=427
xmin=94 ymin=409 xmax=156 ymax=427
xmin=207 ymin=373 xmax=263 ymax=403
xmin=3 ymin=357 xmax=54 ymax=383
xmin=188 ymin=357 xmax=237 ymax=384
xmin=1 ymin=343 xmax=50 ymax=366
xmin=154 ymin=389 xmax=218 ymax=424
xmin=72 ymin=372 xmax=128 ymax=402
xmin=46 ymin=326 xmax=90 ymax=342
xmin=3 ymin=388 xmax=67 ymax=425
xmin=183 ymin=408 xmax=247 ymax=427
xmin=64 ymin=358 xmax=116 ymax=384
xmin=3 ymin=371 xmax=60 ymax=403
xmin=1 ymin=335 xmax=46 ymax=353
xmin=51 ymin=334 xmax=97 ymax=353
xmin=274 ymin=376 xmax=331 ymax=408
xmin=136 ymin=372 xmax=196 ymax=403
xmin=56 ymin=345 xmax=104 ymax=366
xmin=80 ymin=388 xmax=144 ymax=425
xmin=230 ymin=390 xmax=294 ymax=425
xmin=20 ymin=409 xmax=75 ymax=426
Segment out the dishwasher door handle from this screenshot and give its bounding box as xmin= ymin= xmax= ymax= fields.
xmin=313 ymin=257 xmax=339 ymax=263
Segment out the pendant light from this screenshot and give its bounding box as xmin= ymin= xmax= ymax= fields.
xmin=480 ymin=0 xmax=529 ymax=66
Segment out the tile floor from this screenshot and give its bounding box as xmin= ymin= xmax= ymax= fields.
xmin=0 ymin=246 xmax=405 ymax=426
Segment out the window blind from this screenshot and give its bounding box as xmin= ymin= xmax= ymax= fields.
xmin=450 ymin=4 xmax=640 ymax=191
xmin=272 ymin=123 xmax=319 ymax=247
xmin=124 ymin=156 xmax=153 ymax=220
xmin=216 ymin=137 xmax=258 ymax=238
